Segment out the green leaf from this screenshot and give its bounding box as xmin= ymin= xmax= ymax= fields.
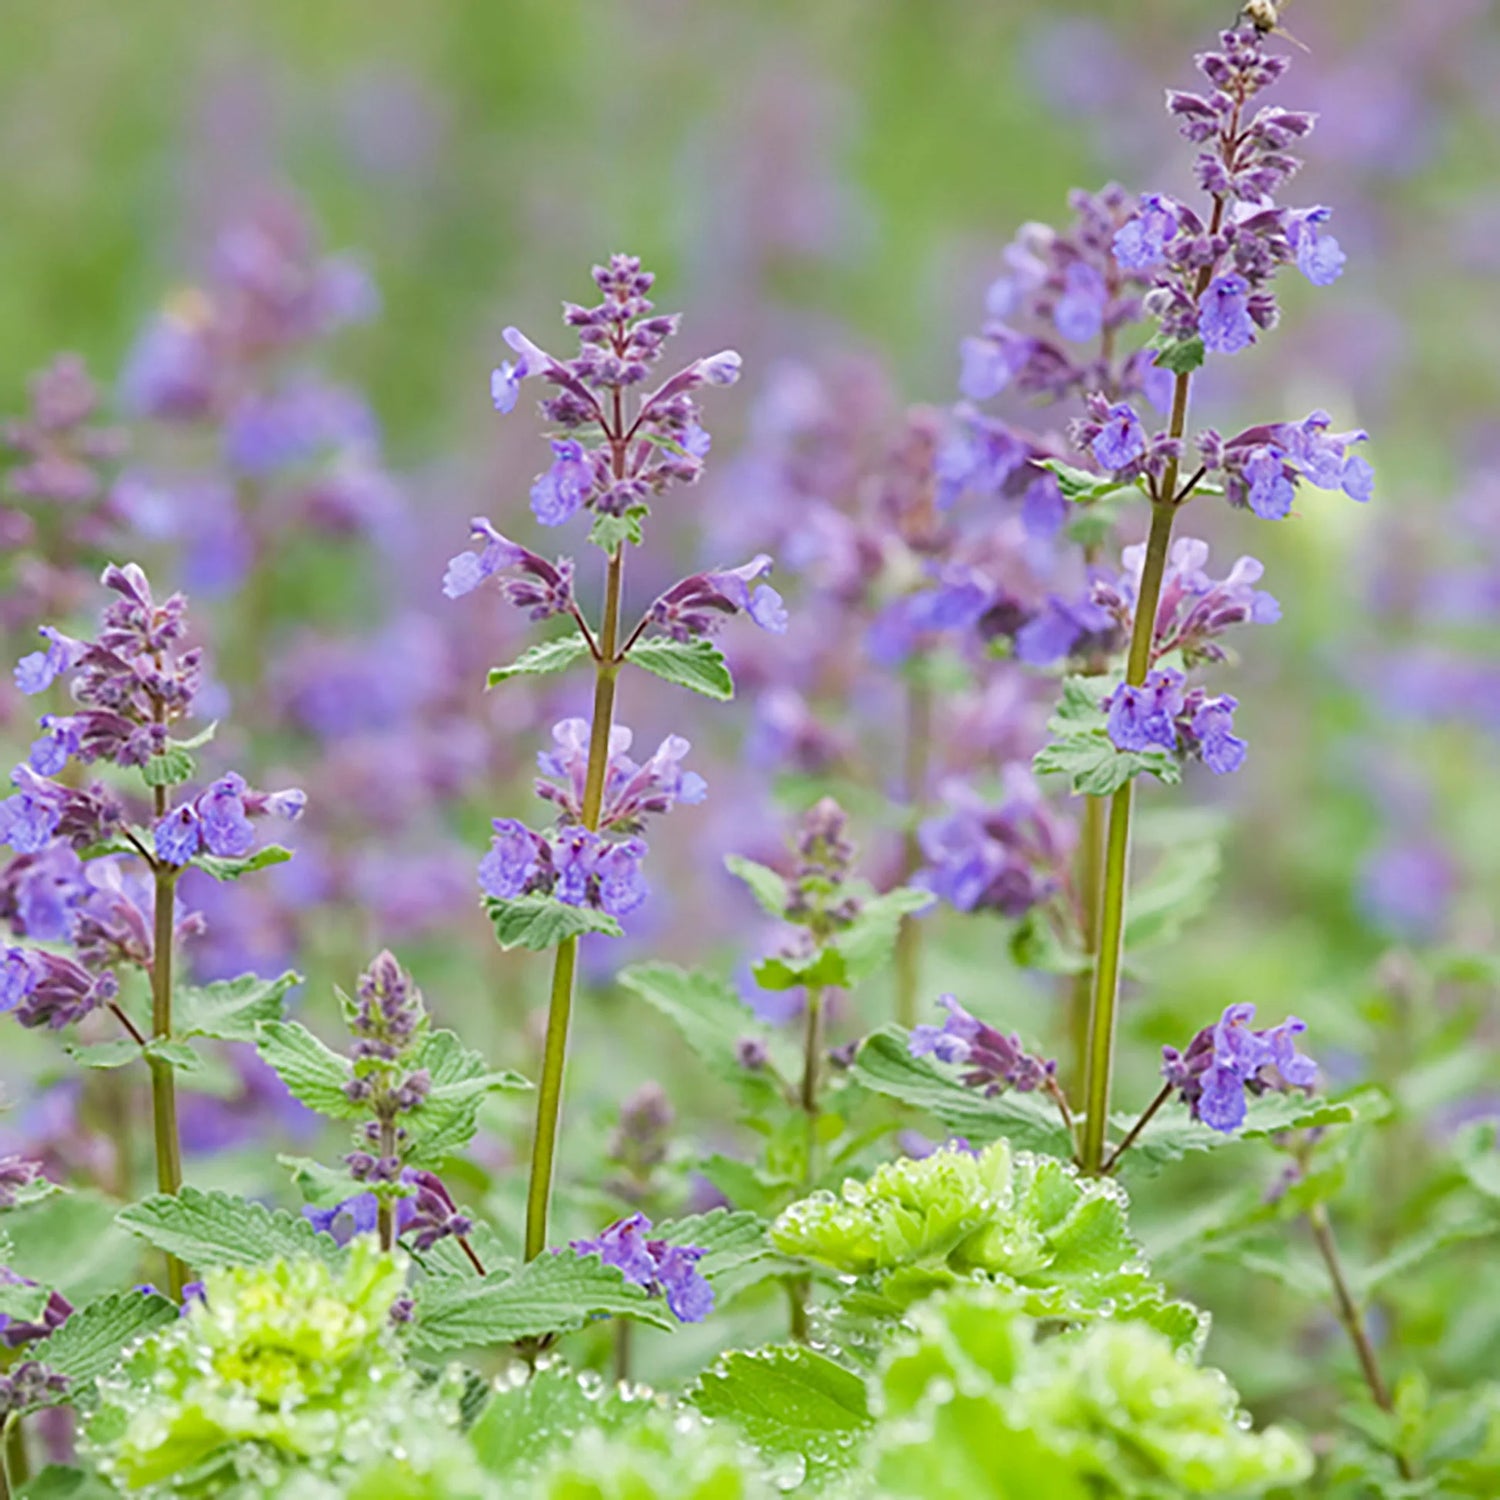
xmin=1456 ymin=1123 xmax=1500 ymax=1204
xmin=32 ymin=1290 xmax=178 ymax=1391
xmin=831 ymin=887 xmax=933 ymax=985
xmin=277 ymin=1154 xmax=358 ymax=1210
xmin=724 ymin=854 xmax=789 ymax=918
xmin=487 ymin=634 xmax=591 ymax=687
xmin=589 ymin=507 xmax=647 ymax=552
xmin=1354 ymin=1218 xmax=1497 ymax=1299
xmin=627 ymin=637 xmax=734 ymax=700
xmin=1034 ymin=730 xmax=1181 ymax=797
xmin=1151 ymin=334 xmax=1206 ymax=374
xmin=468 ymin=1362 xmax=647 ymax=1479
xmin=853 ymin=1027 xmax=1073 ymax=1158
xmin=690 ymin=1346 xmax=871 ymax=1485
xmin=1009 ymin=909 xmax=1089 ymax=975
xmin=1048 ymin=674 xmax=1112 ymax=729
xmin=254 ymin=1020 xmax=363 ymax=1119
xmin=1125 ymin=837 xmax=1222 ymax=951
xmin=652 ymin=1209 xmax=790 ymax=1301
xmin=173 ymin=721 xmax=219 ymax=752
xmin=191 ymin=845 xmax=293 ymax=882
xmin=412 ymin=1250 xmax=673 ymax=1353
xmin=486 ymin=894 xmax=622 ymax=951
xmin=1033 ymin=458 xmax=1142 ymax=506
xmin=64 ymin=1039 xmax=143 ymax=1070
xmin=75 ymin=832 xmax=146 ymax=862
xmin=0 ymin=1281 xmax=52 ymax=1323
xmin=5 ymin=1191 xmax=139 ymax=1303
xmin=19 ymin=1466 xmax=121 ymax=1499
xmin=144 ymin=1038 xmax=201 ymax=1072
xmin=117 ymin=1187 xmax=341 ymax=1269
xmin=405 ymin=1028 xmax=531 ymax=1166
xmin=176 ymin=969 xmax=302 ymax=1042
xmin=141 ymin=746 xmax=195 ymax=789
xmin=753 ymin=946 xmax=848 ymax=993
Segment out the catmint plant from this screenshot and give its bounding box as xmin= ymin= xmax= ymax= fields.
xmin=0 ymin=562 xmax=303 ymax=1294
xmin=445 ymin=252 xmax=776 ymax=1263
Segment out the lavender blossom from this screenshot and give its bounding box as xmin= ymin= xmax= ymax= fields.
xmin=645 ymin=555 xmax=789 ymax=640
xmin=534 ymin=719 xmax=706 ymax=834
xmin=569 ymin=1211 xmax=713 ymax=1323
xmin=441 ymin=518 xmax=577 ymax=618
xmin=1162 ymin=1002 xmax=1318 ymax=1132
xmin=1103 ymin=668 xmax=1247 ymax=774
xmin=910 ymin=995 xmax=1057 ymax=1097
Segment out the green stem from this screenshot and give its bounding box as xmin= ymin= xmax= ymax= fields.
xmin=377 ymin=1118 xmax=397 ymax=1252
xmin=523 ymin=548 xmax=625 ymax=1262
xmin=1307 ymin=1203 xmax=1416 ymax=1482
xmin=149 ymin=852 xmax=187 ymax=1299
xmin=787 ymin=985 xmax=827 ymax=1343
xmin=1068 ymin=792 xmax=1107 ymax=1096
xmin=3 ymin=1416 xmax=26 ymax=1493
xmin=894 ymin=678 xmax=932 ymax=1029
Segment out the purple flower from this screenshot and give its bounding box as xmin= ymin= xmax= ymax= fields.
xmin=1105 ymin=668 xmax=1185 ymax=753
xmin=1013 ymin=594 xmax=1114 ymax=667
xmin=595 ymin=838 xmax=648 ymax=917
xmin=910 ymin=995 xmax=1056 ymax=1096
xmin=305 ymin=1188 xmax=419 ymax=1246
xmin=537 ymin=719 xmax=706 ymax=833
xmin=1113 ymin=194 xmax=1177 ymax=271
xmin=197 ymin=774 xmax=255 ymax=859
xmin=1190 ymin=697 xmax=1246 ymax=774
xmin=1270 ymin=411 xmax=1373 ymax=502
xmin=1244 ymin=445 xmax=1295 ymax=520
xmin=442 ymin=518 xmax=576 ymax=618
xmin=647 ymin=555 xmax=789 ymax=640
xmin=698 ymin=351 xmax=742 ymax=387
xmin=959 ymin=333 xmax=1027 ymax=402
xmin=1199 ymin=273 xmax=1256 ymax=355
xmin=27 ymin=719 xmax=80 ymax=778
xmin=1162 ymin=1002 xmax=1317 ymax=1133
xmin=569 ymin=1212 xmax=714 ymax=1324
xmin=5 ymin=949 xmax=116 ymax=1031
xmin=1288 ymin=207 xmax=1346 ymax=287
xmin=1054 ymin=261 xmax=1107 ymax=344
xmin=490 ymin=325 xmax=554 ymax=414
xmin=153 ymin=807 xmax=202 ymax=866
xmin=478 ymin=818 xmax=543 ymax=901
xmin=530 ymin=439 xmax=595 ymax=527
xmin=14 ymin=629 xmax=81 ymax=697
xmin=1091 ymin=402 xmax=1147 ymax=472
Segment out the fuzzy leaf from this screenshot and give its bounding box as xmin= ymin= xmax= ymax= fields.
xmin=627 ymin=637 xmax=734 ymax=700
xmin=5 ymin=1191 xmax=139 ymax=1303
xmin=140 ymin=747 xmax=195 ymax=789
xmin=176 ymin=970 xmax=301 ymax=1042
xmin=690 ymin=1346 xmax=872 ymax=1485
xmin=64 ymin=1039 xmax=143 ymax=1070
xmin=191 ymin=845 xmax=293 ymax=882
xmin=1125 ymin=837 xmax=1222 ymax=951
xmin=852 ymin=1026 xmax=1073 ymax=1158
xmin=468 ymin=1363 xmax=646 ymax=1479
xmin=412 ymin=1250 xmax=673 ymax=1353
xmin=254 ymin=1020 xmax=363 ymax=1119
xmin=487 ymin=634 xmax=590 ymax=687
xmin=832 ymin=887 xmax=933 ymax=984
xmin=404 ymin=1028 xmax=531 ymax=1165
xmin=1033 ymin=458 xmax=1140 ymax=506
xmin=18 ymin=1466 xmax=120 ymax=1498
xmin=1152 ymin=334 xmax=1206 ymax=374
xmin=724 ymin=855 xmax=789 ymax=918
xmin=0 ymin=1282 xmax=52 ymax=1322
xmin=1034 ymin=730 xmax=1181 ymax=797
xmin=118 ymin=1187 xmax=340 ymax=1269
xmin=486 ymin=895 xmax=622 ymax=951
xmin=652 ymin=1209 xmax=790 ymax=1300
xmin=589 ymin=507 xmax=647 ymax=552
xmin=31 ymin=1290 xmax=178 ymax=1391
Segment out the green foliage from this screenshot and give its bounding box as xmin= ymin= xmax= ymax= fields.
xmin=253 ymin=1020 xmax=364 ymax=1119
xmin=771 ymin=1141 xmax=1202 ymax=1344
xmin=402 ymin=1028 xmax=531 ymax=1165
xmin=689 ymin=1346 xmax=871 ymax=1488
xmin=117 ymin=1187 xmax=341 ymax=1269
xmin=190 ymin=845 xmax=294 ymax=882
xmin=87 ymin=1243 xmax=478 ymax=1497
xmin=1033 ymin=457 xmax=1143 ymax=506
xmin=723 ymin=855 xmax=790 ymax=918
xmin=626 ymin=638 xmax=735 ymax=700
xmin=1034 ymin=674 xmax=1183 ymax=797
xmin=751 ymin=887 xmax=932 ymax=992
xmin=140 ymin=746 xmax=196 ymax=789
xmin=175 ymin=970 xmax=301 ymax=1042
xmin=870 ymin=1284 xmax=1311 ymax=1497
xmin=33 ymin=1291 xmax=179 ymax=1394
xmin=1148 ymin=330 xmax=1207 ymax=374
xmin=486 ymin=894 xmax=623 ymax=950
xmin=487 ymin=634 xmax=591 ymax=686
xmin=589 ymin=508 xmax=648 ymax=552
xmin=5 ymin=1190 xmax=140 ymax=1303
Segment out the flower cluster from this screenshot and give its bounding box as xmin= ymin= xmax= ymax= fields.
xmin=492 ymin=252 xmax=740 ymax=530
xmin=604 ymin=1082 xmax=676 ymax=1209
xmin=1089 ymin=537 xmax=1280 ymax=665
xmin=569 ymin=1211 xmax=713 ymax=1323
xmin=1206 ymin=410 xmax=1374 ymax=520
xmin=909 ymin=995 xmax=1058 ymax=1097
xmin=644 ymin=554 xmax=789 ymax=640
xmin=917 ymin=769 xmax=1073 ymax=918
xmin=1162 ymin=1002 xmax=1317 ymax=1133
xmin=0 ymin=1361 xmax=68 ymax=1423
xmin=1104 ymin=667 xmax=1247 ymax=774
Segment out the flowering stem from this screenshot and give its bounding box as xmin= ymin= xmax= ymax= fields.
xmin=787 ymin=984 xmax=829 ymax=1344
xmin=1067 ymin=793 xmax=1107 ymax=1095
xmin=893 ymin=677 xmax=932 ymax=1028
xmin=1102 ymin=1082 xmax=1172 ymax=1173
xmin=377 ymin=1121 xmax=397 ymax=1253
xmin=3 ymin=1418 xmax=26 ymax=1493
xmin=523 ymin=546 xmax=626 ymax=1262
xmin=459 ymin=1236 xmax=487 ymax=1276
xmin=1306 ymin=1202 xmax=1417 ymax=1482
xmin=148 ymin=841 xmax=187 ymax=1300
xmin=109 ymin=1002 xmax=147 ymax=1048
xmin=1079 ymin=494 xmax=1178 ymax=1174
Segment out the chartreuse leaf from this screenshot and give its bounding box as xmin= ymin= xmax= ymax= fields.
xmin=870 ymin=1283 xmax=1310 ymax=1499
xmin=724 ymin=854 xmax=789 ymax=918
xmin=403 ymin=1028 xmax=530 ymax=1166
xmin=468 ymin=1362 xmax=648 ymax=1480
xmin=589 ymin=507 xmax=647 ymax=552
xmin=32 ymin=1291 xmax=178 ymax=1391
xmin=852 ymin=1026 xmax=1073 ymax=1158
xmin=1149 ymin=330 xmax=1207 ymax=374
xmin=254 ymin=1019 xmax=363 ymax=1119
xmin=486 ymin=894 xmax=622 ymax=951
xmin=651 ymin=1209 xmax=791 ymax=1301
xmin=772 ymin=1140 xmax=1201 ymax=1348
xmin=176 ymin=969 xmax=301 ymax=1042
xmin=18 ymin=1467 xmax=120 ymax=1499
xmin=191 ymin=844 xmax=293 ymax=881
xmin=1033 ymin=458 xmax=1143 ymax=506
xmin=689 ymin=1346 xmax=872 ymax=1486
xmin=141 ymin=746 xmax=195 ymax=789
xmin=412 ymin=1250 xmax=673 ymax=1353
xmin=617 ymin=962 xmax=795 ymax=1086
xmin=118 ymin=1187 xmax=341 ymax=1269
xmin=626 ymin=637 xmax=734 ymax=700
xmin=487 ymin=634 xmax=590 ymax=687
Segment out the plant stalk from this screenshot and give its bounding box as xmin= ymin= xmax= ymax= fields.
xmin=893 ymin=676 xmax=932 ymax=1028
xmin=523 ymin=547 xmax=625 ymax=1262
xmin=787 ymin=985 xmax=828 ymax=1343
xmin=1068 ymin=792 xmax=1107 ymax=1095
xmin=377 ymin=1118 xmax=397 ymax=1252
xmin=3 ymin=1417 xmax=26 ymax=1493
xmin=148 ymin=820 xmax=187 ymax=1298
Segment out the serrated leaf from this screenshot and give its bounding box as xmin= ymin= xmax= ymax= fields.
xmin=412 ymin=1250 xmax=673 ymax=1353
xmin=118 ymin=1187 xmax=341 ymax=1269
xmin=254 ymin=1020 xmax=362 ymax=1119
xmin=1034 ymin=730 xmax=1181 ymax=797
xmin=753 ymin=947 xmax=848 ymax=993
xmin=1048 ymin=675 xmax=1112 ymax=730
xmin=690 ymin=1346 xmax=871 ymax=1485
xmin=487 ymin=634 xmax=591 ymax=687
xmin=652 ymin=1209 xmax=791 ymax=1300
xmin=74 ymin=833 xmax=144 ymax=862
xmin=617 ymin=963 xmax=793 ymax=1086
xmin=64 ymin=1039 xmax=143 ymax=1070
xmin=724 ymin=854 xmax=789 ymax=918
xmin=0 ymin=1281 xmax=52 ymax=1322
xmin=1009 ymin=909 xmax=1089 ymax=975
xmin=405 ymin=1028 xmax=531 ymax=1165
xmin=278 ymin=1154 xmax=358 ymax=1209
xmin=589 ymin=507 xmax=647 ymax=552
xmin=31 ymin=1290 xmax=178 ymax=1392
xmin=831 ymin=887 xmax=933 ymax=985
xmin=853 ymin=1027 xmax=1073 ymax=1158
xmin=141 ymin=746 xmax=195 ymax=789
xmin=144 ymin=1038 xmax=201 ymax=1072
xmin=627 ymin=637 xmax=734 ymax=700
xmin=5 ymin=1191 xmax=138 ymax=1303
xmin=1151 ymin=334 xmax=1206 ymax=374
xmin=176 ymin=969 xmax=301 ymax=1042
xmin=485 ymin=895 xmax=622 ymax=951
xmin=1032 ymin=458 xmax=1140 ymax=505
xmin=191 ymin=845 xmax=293 ymax=882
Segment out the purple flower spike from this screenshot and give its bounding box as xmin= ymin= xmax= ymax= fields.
xmin=909 ymin=995 xmax=1056 ymax=1097
xmin=1162 ymin=1002 xmax=1318 ymax=1134
xmin=569 ymin=1212 xmax=714 ymax=1324
xmin=478 ymin=818 xmax=543 ymax=901
xmin=1199 ymin=273 xmax=1255 ymax=355
xmin=1091 ymin=402 xmax=1147 ymax=472
xmin=529 ymin=439 xmax=595 ymax=527
xmin=15 ymin=628 xmax=82 ymax=697
xmin=153 ymin=807 xmax=202 ymax=867
xmin=1113 ymin=193 xmax=1178 ymax=271
xmin=1054 ymin=261 xmax=1107 ymax=344
xmin=196 ymin=774 xmax=255 ymax=859
xmin=1288 ymin=207 xmax=1346 ymax=287
xmin=1105 ymin=669 xmax=1184 ymax=753
xmin=443 ymin=518 xmax=576 ymax=618
xmin=647 ymin=556 xmax=789 ymax=641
